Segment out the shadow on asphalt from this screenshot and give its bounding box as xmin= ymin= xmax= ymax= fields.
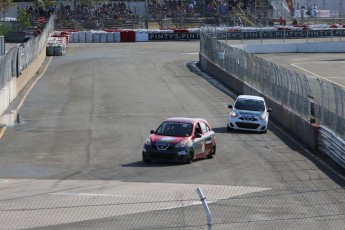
xmin=212 ymin=126 xmax=263 ymax=135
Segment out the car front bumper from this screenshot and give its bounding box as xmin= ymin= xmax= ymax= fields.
xmin=228 ymin=119 xmax=268 ymax=132
xmin=143 ymin=146 xmax=189 ymax=163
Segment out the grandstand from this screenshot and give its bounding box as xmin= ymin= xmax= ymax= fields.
xmin=5 ymin=0 xmax=345 ymax=31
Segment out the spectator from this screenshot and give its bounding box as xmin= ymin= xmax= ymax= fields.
xmin=312 ymin=3 xmax=317 ymax=17
xmin=279 ymin=16 xmax=286 ymax=25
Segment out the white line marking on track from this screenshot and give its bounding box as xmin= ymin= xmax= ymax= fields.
xmin=0 ymin=127 xmax=6 ymax=139
xmin=0 ymin=180 xmax=9 ymax=184
xmin=291 ymin=63 xmax=323 ymax=78
xmin=291 ymin=62 xmax=345 ymax=88
xmin=51 ymin=192 xmax=136 ymax=197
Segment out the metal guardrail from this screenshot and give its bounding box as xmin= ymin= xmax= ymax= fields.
xmin=319 ymin=126 xmax=345 ymax=169
xmin=0 ymin=16 xmax=54 ymax=89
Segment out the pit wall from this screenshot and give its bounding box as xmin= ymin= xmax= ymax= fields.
xmin=199 ymin=53 xmax=318 ymax=151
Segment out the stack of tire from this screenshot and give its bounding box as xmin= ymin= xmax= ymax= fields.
xmin=120 ymin=30 xmax=135 ymax=42
xmin=46 ymin=36 xmax=66 ymax=56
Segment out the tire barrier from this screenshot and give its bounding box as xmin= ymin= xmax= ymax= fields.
xmin=56 ymin=29 xmax=199 ymax=43
xmin=46 ymin=36 xmax=66 ymax=56
xmin=53 ymin=23 xmax=345 ymax=45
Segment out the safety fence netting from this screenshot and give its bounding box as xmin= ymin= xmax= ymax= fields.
xmin=199 ymin=28 xmax=345 ymax=139
xmin=0 ymin=16 xmax=55 ymax=89
xmin=1 ymin=186 xmax=345 ymax=229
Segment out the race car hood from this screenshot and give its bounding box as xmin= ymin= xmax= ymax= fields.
xmin=235 ymin=109 xmax=264 ymax=117
xmin=150 ymin=135 xmax=189 ymax=144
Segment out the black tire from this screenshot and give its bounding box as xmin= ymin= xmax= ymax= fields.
xmin=143 ymin=158 xmax=151 ymax=163
xmin=207 ymin=146 xmax=216 ymax=159
xmin=227 ymin=125 xmax=233 ymax=132
xmin=186 ymin=150 xmax=194 ymax=164
xmin=143 ymin=153 xmax=151 ymax=163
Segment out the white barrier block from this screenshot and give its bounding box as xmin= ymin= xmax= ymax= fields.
xmin=188 ymin=28 xmax=200 ymax=33
xmin=100 ymin=32 xmax=107 ymax=43
xmin=92 ymin=32 xmax=100 ymax=43
xmin=78 ymin=31 xmax=86 ymax=43
xmin=113 ymin=32 xmax=121 ymax=42
xmin=69 ymin=35 xmax=74 ymax=43
xmin=85 ymin=31 xmax=93 ymax=43
xmin=135 ymin=31 xmax=149 ymax=42
xmin=106 ymin=32 xmax=114 ymax=42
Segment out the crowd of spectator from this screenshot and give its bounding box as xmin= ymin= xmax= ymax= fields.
xmin=56 ymin=1 xmax=136 ymax=21
xmin=148 ymin=0 xmax=197 ymax=19
xmin=147 ymin=0 xmax=258 ymax=19
xmin=25 ymin=3 xmax=55 ymax=19
xmin=23 ymin=0 xmax=278 ymax=28
xmin=23 ymin=0 xmax=264 ymax=23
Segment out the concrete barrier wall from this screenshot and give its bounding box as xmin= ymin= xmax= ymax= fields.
xmin=0 ymin=44 xmax=46 ymax=118
xmin=16 ymin=44 xmax=47 ymax=96
xmin=199 ymin=53 xmax=318 ymax=151
xmin=0 ymin=87 xmax=10 ymax=116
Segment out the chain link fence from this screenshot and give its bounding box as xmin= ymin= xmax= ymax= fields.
xmin=200 ymin=28 xmax=345 ymax=139
xmin=308 ymin=78 xmax=345 ymax=139
xmin=0 ymin=16 xmax=55 ymax=89
xmin=1 ymin=186 xmax=344 ymax=229
xmin=200 ymin=28 xmax=310 ymax=119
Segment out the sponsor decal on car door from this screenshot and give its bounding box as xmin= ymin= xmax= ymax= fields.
xmin=200 ymin=122 xmax=213 ymax=154
xmin=193 ymin=122 xmax=203 ymax=155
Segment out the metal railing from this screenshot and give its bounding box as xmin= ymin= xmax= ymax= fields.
xmin=0 ymin=16 xmax=54 ymax=89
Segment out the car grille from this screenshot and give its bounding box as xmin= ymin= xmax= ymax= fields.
xmin=236 ymin=122 xmax=260 ymax=129
xmin=239 ymin=117 xmax=258 ymax=121
xmin=154 ymin=143 xmax=173 ymax=151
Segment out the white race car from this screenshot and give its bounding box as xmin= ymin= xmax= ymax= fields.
xmin=227 ymin=95 xmax=272 ymax=133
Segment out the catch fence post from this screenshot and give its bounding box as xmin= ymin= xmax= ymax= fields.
xmin=196 ymin=187 xmax=212 ymax=230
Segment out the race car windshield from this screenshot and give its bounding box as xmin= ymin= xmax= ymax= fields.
xmin=155 ymin=122 xmax=193 ymax=137
xmin=234 ymin=99 xmax=265 ymax=112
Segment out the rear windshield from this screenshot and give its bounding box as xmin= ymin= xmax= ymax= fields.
xmin=234 ymin=98 xmax=265 ymax=112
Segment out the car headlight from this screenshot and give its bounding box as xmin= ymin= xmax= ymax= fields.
xmin=260 ymin=113 xmax=267 ymax=120
xmin=144 ymin=138 xmax=151 ymax=145
xmin=175 ymin=140 xmax=188 ymax=148
xmin=230 ymin=111 xmax=238 ymax=117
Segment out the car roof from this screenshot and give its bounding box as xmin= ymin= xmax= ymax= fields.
xmin=165 ymin=117 xmax=207 ymax=124
xmin=236 ymin=95 xmax=265 ymax=101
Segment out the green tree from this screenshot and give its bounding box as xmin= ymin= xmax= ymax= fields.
xmin=17 ymin=9 xmax=30 ymax=30
xmin=0 ymin=0 xmax=14 ymax=18
xmin=35 ymin=0 xmax=53 ymax=8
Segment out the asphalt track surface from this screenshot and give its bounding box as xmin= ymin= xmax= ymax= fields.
xmin=0 ymin=42 xmax=345 ymax=229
